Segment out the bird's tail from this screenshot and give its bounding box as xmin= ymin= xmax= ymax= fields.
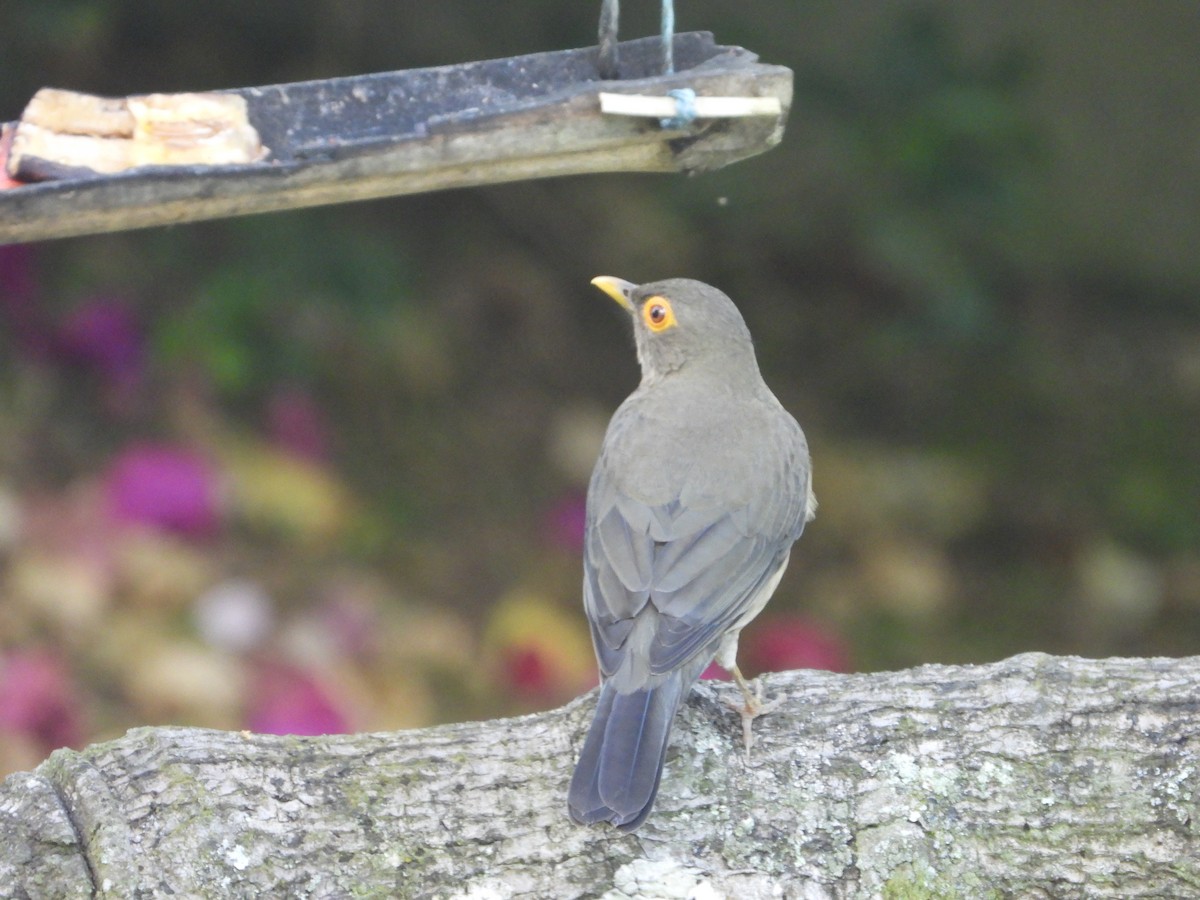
xmin=567 ymin=671 xmax=689 ymax=832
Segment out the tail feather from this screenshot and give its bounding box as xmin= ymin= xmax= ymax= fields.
xmin=567 ymin=684 xmax=616 ymax=823
xmin=567 ymin=673 xmax=687 ymax=832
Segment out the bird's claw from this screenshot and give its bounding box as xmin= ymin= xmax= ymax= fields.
xmin=724 ymin=678 xmax=783 ymax=762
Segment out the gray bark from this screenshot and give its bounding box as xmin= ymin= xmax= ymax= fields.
xmin=2 ymin=652 xmax=1198 ymax=899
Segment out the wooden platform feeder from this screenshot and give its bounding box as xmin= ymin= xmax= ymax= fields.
xmin=0 ymin=33 xmax=791 ymax=245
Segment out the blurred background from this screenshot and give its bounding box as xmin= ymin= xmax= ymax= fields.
xmin=1 ymin=1 xmax=1198 ymax=777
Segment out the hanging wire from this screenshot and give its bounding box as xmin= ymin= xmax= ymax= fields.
xmin=597 ymin=0 xmax=674 ymax=78
xmin=598 ymin=0 xmax=620 ymax=79
xmin=661 ymin=0 xmax=674 ymax=74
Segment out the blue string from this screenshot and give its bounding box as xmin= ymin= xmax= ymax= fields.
xmin=660 ymin=88 xmax=697 ymax=130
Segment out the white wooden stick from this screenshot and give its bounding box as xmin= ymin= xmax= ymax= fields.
xmin=598 ymin=91 xmax=782 ymax=119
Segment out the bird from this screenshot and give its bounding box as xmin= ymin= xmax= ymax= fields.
xmin=567 ymin=276 xmax=815 ymax=832
xmin=597 ymin=0 xmax=676 ymax=79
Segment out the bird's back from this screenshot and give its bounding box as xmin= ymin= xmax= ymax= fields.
xmin=594 ymin=371 xmax=809 ymax=532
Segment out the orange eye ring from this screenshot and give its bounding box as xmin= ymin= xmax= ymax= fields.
xmin=641 ymin=296 xmax=677 ymax=333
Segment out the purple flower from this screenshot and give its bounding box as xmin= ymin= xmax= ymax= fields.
xmin=0 ymin=244 xmax=53 ymax=358
xmin=543 ymin=493 xmax=587 ymax=554
xmin=0 ymin=244 xmax=36 ymax=305
xmin=105 ymin=443 xmax=223 ymax=538
xmin=57 ymin=296 xmax=145 ymax=401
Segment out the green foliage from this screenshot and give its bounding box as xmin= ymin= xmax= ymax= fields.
xmin=801 ymin=10 xmax=1045 ymax=340
xmin=153 ymin=214 xmax=413 ymax=397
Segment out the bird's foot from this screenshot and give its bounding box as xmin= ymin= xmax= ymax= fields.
xmin=724 ymin=678 xmax=783 ymax=762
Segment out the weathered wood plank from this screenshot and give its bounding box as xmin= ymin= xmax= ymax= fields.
xmin=0 ymin=33 xmax=792 ymax=245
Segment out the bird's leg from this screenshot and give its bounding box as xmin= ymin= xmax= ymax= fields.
xmin=723 ymin=663 xmax=784 ymax=759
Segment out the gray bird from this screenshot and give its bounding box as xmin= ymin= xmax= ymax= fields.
xmin=567 ymin=276 xmax=815 ymax=832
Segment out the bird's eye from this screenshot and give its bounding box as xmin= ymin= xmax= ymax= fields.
xmin=641 ymin=297 xmax=677 ymax=333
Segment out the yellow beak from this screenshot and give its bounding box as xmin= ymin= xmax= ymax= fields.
xmin=591 ymin=276 xmax=638 ymax=312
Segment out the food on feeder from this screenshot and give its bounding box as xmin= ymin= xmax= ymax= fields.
xmin=20 ymin=88 xmax=136 ymax=137
xmin=5 ymin=88 xmax=268 ymax=182
xmin=126 ymin=93 xmax=268 ymax=167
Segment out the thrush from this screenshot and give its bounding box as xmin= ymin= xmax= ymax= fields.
xmin=567 ymin=276 xmax=815 ymax=832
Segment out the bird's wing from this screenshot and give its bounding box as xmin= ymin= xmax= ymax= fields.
xmin=584 ymin=419 xmax=811 ymax=687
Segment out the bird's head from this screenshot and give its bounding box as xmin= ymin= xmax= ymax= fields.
xmin=590 ymin=276 xmax=758 ymax=384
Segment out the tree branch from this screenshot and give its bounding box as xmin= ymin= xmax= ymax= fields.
xmin=2 ymin=653 xmax=1198 ymax=898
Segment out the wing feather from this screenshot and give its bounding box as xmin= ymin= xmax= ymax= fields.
xmin=583 ymin=397 xmax=812 ymax=691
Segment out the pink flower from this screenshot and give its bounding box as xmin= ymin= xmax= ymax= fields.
xmin=742 ymin=616 xmax=851 ymax=674
xmin=0 ymin=650 xmax=84 ymax=751
xmin=105 ymin=443 xmax=223 ymax=538
xmin=267 ymin=387 xmax=330 ymax=462
xmin=245 ymin=661 xmax=349 ymax=736
xmin=700 ymin=662 xmax=732 ymax=681
xmin=503 ymin=646 xmax=555 ymax=697
xmin=314 ymin=589 xmax=380 ymax=659
xmin=485 ymin=591 xmax=595 ymax=703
